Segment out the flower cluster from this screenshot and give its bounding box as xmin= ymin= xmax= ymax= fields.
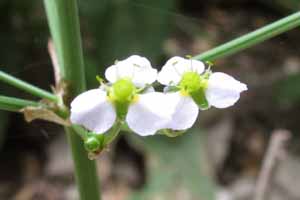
xmin=70 ymin=55 xmax=247 ymax=137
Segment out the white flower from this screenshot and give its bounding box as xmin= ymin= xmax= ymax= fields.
xmin=70 ymin=55 xmax=172 ymax=136
xmin=105 ymin=55 xmax=157 ymax=87
xmin=205 ymin=72 xmax=247 ymax=108
xmin=157 ymin=56 xmax=205 ymax=85
xmin=157 ymin=57 xmax=205 ymax=130
xmin=158 ymin=56 xmax=247 ymax=130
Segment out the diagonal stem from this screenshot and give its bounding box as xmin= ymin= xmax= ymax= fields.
xmin=0 ymin=70 xmax=58 ymax=102
xmin=194 ymin=11 xmax=300 ymax=61
xmin=0 ymin=95 xmax=43 ymax=112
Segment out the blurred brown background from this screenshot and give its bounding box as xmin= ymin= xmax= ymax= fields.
xmin=0 ymin=0 xmax=300 ymax=199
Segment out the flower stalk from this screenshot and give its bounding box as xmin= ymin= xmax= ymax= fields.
xmin=0 ymin=70 xmax=58 ymax=102
xmin=43 ymin=0 xmax=100 ymax=200
xmin=194 ymin=11 xmax=300 ymax=61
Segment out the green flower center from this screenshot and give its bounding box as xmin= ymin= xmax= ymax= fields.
xmin=110 ymin=79 xmax=135 ymax=102
xmin=109 ymin=79 xmax=137 ymax=119
xmin=179 ymin=72 xmax=202 ymax=93
xmin=179 ymin=71 xmax=210 ymax=110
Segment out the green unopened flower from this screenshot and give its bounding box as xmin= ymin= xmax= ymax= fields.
xmin=84 ymin=136 xmax=102 ymax=152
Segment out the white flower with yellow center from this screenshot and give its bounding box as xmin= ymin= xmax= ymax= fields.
xmin=158 ymin=56 xmax=247 ymax=130
xmin=70 ymin=55 xmax=171 ymax=136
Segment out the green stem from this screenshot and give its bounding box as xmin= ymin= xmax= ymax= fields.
xmin=194 ymin=11 xmax=300 ymax=61
xmin=0 ymin=70 xmax=58 ymax=102
xmin=0 ymin=95 xmax=42 ymax=112
xmin=102 ymin=120 xmax=122 ymax=145
xmin=43 ymin=0 xmax=100 ymax=200
xmin=65 ymin=127 xmax=100 ymax=199
xmin=72 ymin=125 xmax=89 ymax=140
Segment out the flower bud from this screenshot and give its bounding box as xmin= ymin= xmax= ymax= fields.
xmin=84 ymin=136 xmax=102 ymax=152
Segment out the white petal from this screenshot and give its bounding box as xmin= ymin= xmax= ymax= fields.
xmin=165 ymin=92 xmax=199 ymax=130
xmin=126 ymin=55 xmax=157 ymax=86
xmin=126 ymin=92 xmax=172 ymax=136
xmin=126 ymin=55 xmax=152 ymax=68
xmin=105 ymin=61 xmax=134 ymax=83
xmin=131 ymin=66 xmax=157 ymax=87
xmin=70 ymin=89 xmax=116 ymax=134
xmin=205 ymin=72 xmax=248 ymax=108
xmin=188 ymin=59 xmax=205 ymax=74
xmin=105 ymin=55 xmax=157 ymax=87
xmin=104 ymin=65 xmax=118 ymax=83
xmin=157 ymin=57 xmax=205 ymax=86
xmin=157 ymin=56 xmax=187 ymax=86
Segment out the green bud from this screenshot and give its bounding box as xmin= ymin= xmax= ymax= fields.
xmin=84 ymin=136 xmax=102 ymax=152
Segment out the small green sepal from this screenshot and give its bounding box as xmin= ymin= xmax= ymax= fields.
xmin=190 ymin=89 xmax=210 ymax=110
xmin=160 ymin=129 xmax=186 ymax=137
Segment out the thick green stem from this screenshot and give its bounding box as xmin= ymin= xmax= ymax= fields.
xmin=194 ymin=11 xmax=300 ymax=61
xmin=65 ymin=128 xmax=100 ymax=199
xmin=0 ymin=95 xmax=42 ymax=112
xmin=0 ymin=70 xmax=58 ymax=102
xmin=43 ymin=0 xmax=100 ymax=200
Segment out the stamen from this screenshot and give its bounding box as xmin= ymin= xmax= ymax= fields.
xmin=205 ymin=61 xmax=214 ymax=74
xmin=185 ymin=55 xmax=194 ymax=72
xmin=190 ymin=59 xmax=195 ymax=72
xmin=96 ymin=75 xmax=110 ymax=92
xmin=136 ymin=84 xmax=148 ymax=93
xmin=96 ymin=75 xmax=104 ymax=84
